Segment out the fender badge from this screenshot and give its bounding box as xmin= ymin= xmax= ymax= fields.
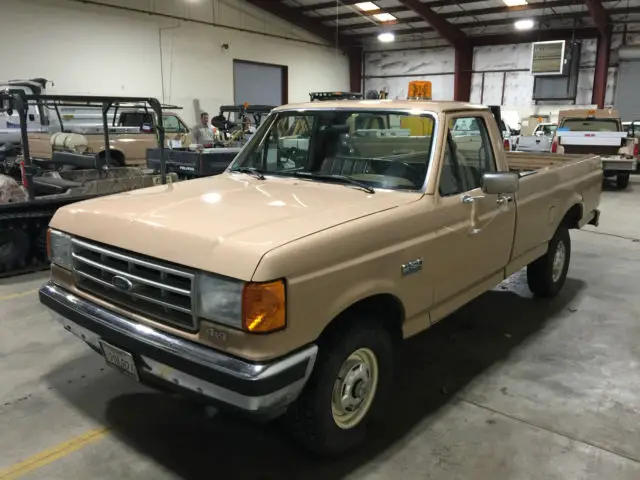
xmin=207 ymin=327 xmax=228 ymax=343
xmin=402 ymin=258 xmax=423 ymax=276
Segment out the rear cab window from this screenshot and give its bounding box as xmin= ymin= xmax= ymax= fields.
xmin=560 ymin=119 xmax=621 ymax=132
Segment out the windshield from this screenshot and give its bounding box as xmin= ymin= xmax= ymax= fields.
xmin=231 ymin=110 xmax=436 ymax=191
xmin=560 ymin=119 xmax=621 ymax=132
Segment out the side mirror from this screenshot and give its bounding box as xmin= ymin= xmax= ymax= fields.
xmin=535 ymin=130 xmax=544 ymax=136
xmin=482 ymin=172 xmax=519 ymax=195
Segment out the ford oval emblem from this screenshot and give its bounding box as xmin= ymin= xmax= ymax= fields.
xmin=112 ymin=275 xmax=134 ymax=292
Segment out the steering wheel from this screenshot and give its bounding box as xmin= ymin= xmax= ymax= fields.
xmin=278 ymin=146 xmax=307 ymax=168
xmin=364 ymin=158 xmax=421 ymax=185
xmin=397 ymin=161 xmax=420 ymax=176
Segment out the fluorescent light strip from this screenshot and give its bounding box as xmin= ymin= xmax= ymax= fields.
xmin=378 ymin=32 xmax=395 ymax=43
xmin=374 ymin=12 xmax=397 ymax=22
xmin=503 ymin=0 xmax=528 ymax=6
xmin=514 ymin=18 xmax=534 ymax=30
xmin=355 ymin=2 xmax=379 ymax=11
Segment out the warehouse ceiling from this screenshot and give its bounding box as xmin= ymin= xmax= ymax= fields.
xmin=246 ymin=0 xmax=640 ymax=50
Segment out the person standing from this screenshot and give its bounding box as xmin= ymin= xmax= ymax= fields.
xmin=191 ymin=112 xmax=215 ymax=146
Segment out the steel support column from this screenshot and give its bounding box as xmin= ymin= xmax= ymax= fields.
xmin=592 ymin=28 xmax=612 ymax=108
xmin=348 ymin=48 xmax=363 ymax=93
xmin=454 ymin=45 xmax=473 ymax=102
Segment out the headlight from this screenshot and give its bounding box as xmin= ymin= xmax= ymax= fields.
xmin=47 ymin=229 xmax=72 ymax=269
xmin=196 ymin=274 xmax=286 ymax=333
xmin=196 ymin=274 xmax=243 ymax=329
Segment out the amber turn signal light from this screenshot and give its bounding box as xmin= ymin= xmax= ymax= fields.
xmin=242 ymin=280 xmax=286 ymax=333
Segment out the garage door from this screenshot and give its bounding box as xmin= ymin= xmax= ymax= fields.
xmin=615 ymin=47 xmax=640 ymax=121
xmin=233 ymin=60 xmax=285 ymax=106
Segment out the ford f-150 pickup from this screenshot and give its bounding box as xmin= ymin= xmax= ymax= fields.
xmin=39 ymin=100 xmax=602 ymax=455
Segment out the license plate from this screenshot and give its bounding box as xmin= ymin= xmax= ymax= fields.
xmin=100 ymin=340 xmax=139 ymax=380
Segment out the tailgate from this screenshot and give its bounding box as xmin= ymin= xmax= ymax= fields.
xmin=557 ymin=131 xmax=626 ymax=147
xmin=517 ymin=136 xmax=550 ymax=152
xmin=146 ymin=148 xmax=239 ymax=177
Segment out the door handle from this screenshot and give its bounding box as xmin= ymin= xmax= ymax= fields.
xmin=496 ymin=195 xmax=513 ymax=206
xmin=462 ymin=194 xmax=485 ymax=204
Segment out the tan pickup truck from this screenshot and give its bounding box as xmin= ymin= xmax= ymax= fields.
xmin=29 ymin=109 xmax=192 ymax=166
xmin=39 ymin=100 xmax=602 ymax=455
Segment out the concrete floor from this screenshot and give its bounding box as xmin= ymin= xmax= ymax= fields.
xmin=1 ymin=180 xmax=640 ymax=480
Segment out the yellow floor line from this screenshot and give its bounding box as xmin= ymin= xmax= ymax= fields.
xmin=0 ymin=427 xmax=109 ymax=480
xmin=0 ymin=289 xmax=38 ymax=302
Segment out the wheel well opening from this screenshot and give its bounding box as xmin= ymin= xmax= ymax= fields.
xmin=320 ymin=294 xmax=405 ymax=343
xmin=562 ymin=204 xmax=583 ymax=229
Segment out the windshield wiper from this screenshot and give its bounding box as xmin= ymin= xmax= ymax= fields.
xmin=231 ymin=167 xmax=266 ymax=180
xmin=292 ymin=172 xmax=375 ymax=194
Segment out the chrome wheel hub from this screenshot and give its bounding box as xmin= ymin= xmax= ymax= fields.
xmin=552 ymin=241 xmax=566 ymax=283
xmin=331 ymin=348 xmax=379 ymax=430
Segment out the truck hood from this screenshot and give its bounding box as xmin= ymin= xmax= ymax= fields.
xmin=51 ymin=173 xmax=421 ymax=279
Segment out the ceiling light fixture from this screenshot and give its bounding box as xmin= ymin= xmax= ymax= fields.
xmin=373 ymin=12 xmax=397 ymax=22
xmin=378 ymin=32 xmax=395 ymax=43
xmin=355 ymin=2 xmax=379 ymax=11
xmin=503 ymin=0 xmax=528 ymax=6
xmin=514 ymin=18 xmax=534 ymax=30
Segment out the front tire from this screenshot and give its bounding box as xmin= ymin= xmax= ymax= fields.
xmin=285 ymin=321 xmax=394 ymax=456
xmin=527 ymin=227 xmax=571 ymax=298
xmin=616 ymin=173 xmax=630 ymax=190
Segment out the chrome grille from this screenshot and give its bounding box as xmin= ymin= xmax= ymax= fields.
xmin=71 ymin=238 xmax=196 ymax=331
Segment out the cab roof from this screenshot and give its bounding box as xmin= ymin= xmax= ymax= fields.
xmin=273 ymin=99 xmax=490 ymax=113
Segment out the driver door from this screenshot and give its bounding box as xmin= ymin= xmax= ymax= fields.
xmin=429 ymin=113 xmax=516 ymax=322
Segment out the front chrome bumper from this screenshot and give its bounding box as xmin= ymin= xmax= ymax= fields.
xmin=39 ymin=282 xmax=317 ymax=414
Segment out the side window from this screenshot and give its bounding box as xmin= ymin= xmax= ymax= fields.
xmin=449 ymin=116 xmax=496 ymax=191
xmin=163 ymin=115 xmax=180 ymax=133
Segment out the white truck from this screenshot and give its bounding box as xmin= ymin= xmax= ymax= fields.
xmin=515 ymin=123 xmax=557 ymax=153
xmin=0 ymin=78 xmax=49 ymax=148
xmin=552 ymin=109 xmax=637 ymax=189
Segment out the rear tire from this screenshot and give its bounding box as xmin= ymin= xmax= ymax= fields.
xmin=527 ymin=227 xmax=570 ymax=298
xmin=616 ymin=173 xmax=630 ymax=190
xmin=285 ymin=320 xmax=394 ymax=456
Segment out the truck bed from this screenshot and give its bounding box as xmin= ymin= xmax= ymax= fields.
xmin=506 ymin=152 xmax=595 ymax=173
